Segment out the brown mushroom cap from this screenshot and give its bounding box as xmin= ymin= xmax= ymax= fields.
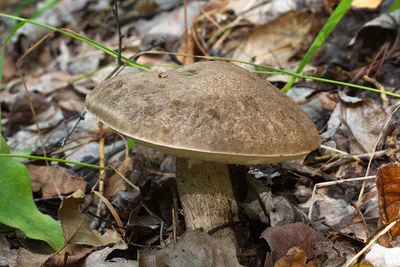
xmin=85 ymin=61 xmax=320 ymax=165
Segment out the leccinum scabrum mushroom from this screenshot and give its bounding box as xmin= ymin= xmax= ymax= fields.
xmin=85 ymin=61 xmax=320 ymax=234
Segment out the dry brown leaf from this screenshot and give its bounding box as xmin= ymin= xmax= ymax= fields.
xmin=139 ymin=230 xmax=242 ymax=267
xmin=305 ymin=191 xmax=356 ymax=234
xmin=15 ymin=248 xmax=52 ymax=267
xmin=7 ymin=92 xmax=50 ymax=134
xmin=376 ymin=164 xmax=400 ymax=237
xmin=12 ymin=71 xmax=71 ymax=95
xmin=44 ymin=244 xmax=94 ymax=266
xmin=327 ymin=91 xmax=387 ymax=154
xmin=104 ymin=157 xmax=134 ymax=198
xmin=27 ymin=164 xmax=87 ymax=198
xmin=53 ymin=89 xmax=85 ymax=113
xmin=59 ymin=190 xmax=122 ymax=246
xmin=233 ymin=10 xmax=314 ymax=70
xmin=274 ymin=247 xmax=307 ymax=267
xmin=136 ymin=1 xmax=159 ymax=13
xmin=261 ymin=223 xmax=324 ymax=264
xmin=83 ymin=242 xmax=137 ymax=267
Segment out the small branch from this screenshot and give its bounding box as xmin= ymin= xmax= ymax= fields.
xmin=113 ymin=0 xmax=123 ymax=66
xmin=59 ymin=110 xmax=86 ymax=147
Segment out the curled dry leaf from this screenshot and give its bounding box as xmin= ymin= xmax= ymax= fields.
xmin=375 ymin=164 xmax=400 ymax=237
xmin=349 ymin=9 xmax=400 ymax=46
xmin=83 ymin=242 xmax=137 ymax=267
xmin=59 ymin=190 xmax=122 ymax=246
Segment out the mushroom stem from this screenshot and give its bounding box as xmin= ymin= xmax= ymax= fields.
xmin=175 ymin=158 xmax=237 ymax=234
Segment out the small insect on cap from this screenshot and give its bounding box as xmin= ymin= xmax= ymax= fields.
xmin=85 ymin=61 xmax=320 ymax=164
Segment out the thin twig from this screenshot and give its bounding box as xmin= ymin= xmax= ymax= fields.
xmin=58 ymin=110 xmax=87 ymax=147
xmin=183 ymin=0 xmax=188 ymax=64
xmin=351 ymin=201 xmax=369 ymax=240
xmin=308 ymin=176 xmax=375 ymax=219
xmin=113 ymin=0 xmax=123 ymax=66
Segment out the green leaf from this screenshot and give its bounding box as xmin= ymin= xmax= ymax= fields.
xmin=389 ymin=0 xmax=400 ymax=12
xmin=0 ymin=137 xmax=64 ymax=250
xmin=127 ymin=138 xmax=136 ymax=150
xmin=283 ymin=0 xmax=353 ymax=92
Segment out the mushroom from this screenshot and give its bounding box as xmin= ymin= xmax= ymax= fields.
xmin=85 ymin=61 xmax=320 ymax=235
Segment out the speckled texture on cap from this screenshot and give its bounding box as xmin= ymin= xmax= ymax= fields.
xmin=85 ymin=61 xmax=320 ymax=164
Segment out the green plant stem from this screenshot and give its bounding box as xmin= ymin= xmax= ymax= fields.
xmin=0 ymin=154 xmax=109 ymax=170
xmin=389 ymin=0 xmax=400 ymax=11
xmin=282 ymin=0 xmax=352 ymax=92
xmin=253 ymin=70 xmax=400 ymax=98
xmin=0 ymin=13 xmax=149 ymax=72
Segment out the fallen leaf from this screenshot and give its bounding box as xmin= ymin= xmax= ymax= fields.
xmin=25 ymin=105 xmax=64 ymax=131
xmin=364 ymin=243 xmax=400 ymax=267
xmin=44 ymin=244 xmax=94 ymax=266
xmin=304 ymin=192 xmax=356 ymax=234
xmin=261 ymin=222 xmax=324 ymax=263
xmin=111 ymin=191 xmax=141 ymax=221
xmin=376 ymin=164 xmax=400 ymax=237
xmin=53 ymin=89 xmax=85 ymax=113
xmin=327 ymin=91 xmax=387 ymax=154
xmin=59 ymin=190 xmax=122 ymax=246
xmin=83 ymin=242 xmax=137 ymax=267
xmin=233 ymin=10 xmax=314 ymax=70
xmin=0 ymin=235 xmax=17 ymax=267
xmin=274 ymin=247 xmax=308 ymax=267
xmin=7 ymin=92 xmax=50 ymax=135
xmin=228 ymin=0 xmax=315 ymax=25
xmin=312 ymin=241 xmax=352 ymax=267
xmin=247 ymin=177 xmax=308 ymax=226
xmin=104 ymin=157 xmax=134 ymax=198
xmin=349 ymin=9 xmax=400 ymax=46
xmin=27 ymin=164 xmax=87 ymax=198
xmin=139 ymin=230 xmax=242 ymax=267
xmin=15 ymin=248 xmax=52 ymax=267
xmin=135 ymin=2 xmax=202 ymax=44
xmin=11 ymin=0 xmax=89 ymax=49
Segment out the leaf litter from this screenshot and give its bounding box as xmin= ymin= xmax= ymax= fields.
xmin=2 ymin=0 xmax=400 ymax=266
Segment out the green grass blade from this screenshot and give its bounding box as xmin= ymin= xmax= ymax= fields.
xmin=282 ymin=0 xmax=353 ymax=93
xmin=0 ymin=0 xmax=61 ymax=138
xmin=0 ymin=0 xmax=61 ymax=85
xmin=0 ymin=12 xmax=150 ymax=76
xmin=253 ymin=70 xmax=400 ymax=98
xmin=390 ymin=0 xmax=400 ymax=11
xmin=0 ymin=153 xmax=109 ymax=170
